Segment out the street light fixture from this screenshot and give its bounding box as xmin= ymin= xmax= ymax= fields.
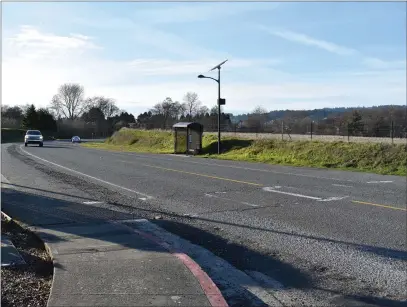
xmin=197 ymin=59 xmax=228 ymax=154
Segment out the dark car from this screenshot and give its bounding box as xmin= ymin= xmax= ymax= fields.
xmin=24 ymin=130 xmax=43 ymax=147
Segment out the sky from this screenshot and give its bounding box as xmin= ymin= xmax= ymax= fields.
xmin=2 ymin=1 xmax=406 ymax=115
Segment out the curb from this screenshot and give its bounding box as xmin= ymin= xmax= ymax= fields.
xmin=111 ymin=220 xmax=229 ymax=307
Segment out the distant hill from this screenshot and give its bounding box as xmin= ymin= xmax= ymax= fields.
xmin=230 ymin=105 xmax=404 ymax=123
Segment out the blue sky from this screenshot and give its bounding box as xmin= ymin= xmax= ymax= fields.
xmin=2 ymin=1 xmax=406 ymax=115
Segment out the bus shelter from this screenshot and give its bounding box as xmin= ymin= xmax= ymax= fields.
xmin=173 ymin=122 xmax=203 ymax=155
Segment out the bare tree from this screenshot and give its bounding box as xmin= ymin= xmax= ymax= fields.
xmin=252 ymin=105 xmax=268 ymax=115
xmin=85 ymin=96 xmax=119 ymax=119
xmin=172 ymin=101 xmax=185 ymax=120
xmin=197 ymin=106 xmax=209 ymax=117
xmin=248 ymin=105 xmax=269 ymax=131
xmin=49 ymin=83 xmax=86 ymax=120
xmin=150 ymin=97 xmax=180 ymax=129
xmin=183 ymin=92 xmax=201 ymax=120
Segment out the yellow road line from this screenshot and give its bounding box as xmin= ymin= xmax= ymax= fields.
xmin=142 ymin=163 xmax=263 ymax=186
xmin=120 ymin=160 xmax=405 ymax=211
xmin=351 ymin=200 xmax=406 ymax=211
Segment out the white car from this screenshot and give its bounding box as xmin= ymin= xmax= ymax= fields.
xmin=71 ymin=136 xmax=81 ymax=143
xmin=24 ymin=130 xmax=43 ymax=147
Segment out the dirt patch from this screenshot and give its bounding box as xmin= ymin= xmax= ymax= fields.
xmin=1 ymin=217 xmax=53 ymax=307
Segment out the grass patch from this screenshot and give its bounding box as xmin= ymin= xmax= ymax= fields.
xmin=84 ymin=128 xmax=175 ymax=153
xmin=82 ymin=128 xmax=407 ymax=176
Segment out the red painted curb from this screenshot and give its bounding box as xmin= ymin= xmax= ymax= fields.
xmin=115 ymin=222 xmax=229 ymax=307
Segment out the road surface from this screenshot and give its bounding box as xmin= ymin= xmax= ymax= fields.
xmin=2 ymin=141 xmax=406 ymax=306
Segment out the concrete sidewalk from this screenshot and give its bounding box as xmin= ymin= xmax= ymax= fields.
xmin=3 ymin=212 xmax=226 ymax=307
xmin=35 ymin=221 xmax=227 ymax=307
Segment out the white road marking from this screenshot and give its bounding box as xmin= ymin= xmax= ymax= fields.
xmin=115 ymin=219 xmax=146 ymax=224
xmin=83 ymin=201 xmax=103 ymax=205
xmin=1 ymin=174 xmax=10 ymax=184
xmin=263 ymin=187 xmax=347 ymax=202
xmin=366 ymin=181 xmax=393 ymax=184
xmin=19 ymin=145 xmax=154 ymax=199
xmin=204 ymin=193 xmax=259 ymax=207
xmin=182 ymin=213 xmax=199 ymax=218
xmin=332 ymin=184 xmax=353 ymax=188
xmin=318 ymin=196 xmax=349 ymax=202
xmin=263 ymin=187 xmax=321 ymax=200
xmin=91 ymin=150 xmax=356 ymax=183
xmin=241 ymin=202 xmax=259 ymax=207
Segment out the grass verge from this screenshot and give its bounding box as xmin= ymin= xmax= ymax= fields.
xmin=82 ymin=128 xmax=407 ymax=176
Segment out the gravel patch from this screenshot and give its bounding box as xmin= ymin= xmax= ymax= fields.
xmin=1 ymin=218 xmax=53 ymax=307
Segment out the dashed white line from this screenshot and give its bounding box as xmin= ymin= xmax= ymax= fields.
xmin=241 ymin=202 xmax=259 ymax=207
xmin=366 ymin=181 xmax=393 ymax=184
xmin=263 ymin=187 xmax=347 ymax=202
xmin=83 ymin=201 xmax=103 ymax=205
xmin=263 ymin=187 xmax=321 ymax=200
xmin=332 ymin=184 xmax=353 ymax=188
xmin=19 ymin=146 xmax=154 ymax=199
xmin=318 ymin=196 xmax=349 ymax=202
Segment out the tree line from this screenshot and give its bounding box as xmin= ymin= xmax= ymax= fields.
xmin=1 ymin=83 xmax=136 ymax=138
xmin=235 ymin=105 xmax=407 ymax=138
xmin=132 ymin=93 xmax=406 ymax=138
xmin=135 ymin=92 xmax=232 ymax=131
xmin=3 ymin=82 xmax=406 ymax=139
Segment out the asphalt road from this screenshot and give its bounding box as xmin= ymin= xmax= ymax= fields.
xmin=1 ymin=141 xmax=406 ymax=306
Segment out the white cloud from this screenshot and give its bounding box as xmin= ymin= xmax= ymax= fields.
xmin=362 ymin=57 xmax=406 ymax=70
xmin=255 ymin=25 xmax=406 ymax=75
xmin=4 ymin=25 xmax=100 ymax=60
xmin=126 ymin=58 xmax=282 ymax=76
xmin=7 ymin=25 xmax=99 ymax=51
xmin=2 ymin=25 xmax=405 ymax=116
xmin=255 ymin=26 xmax=357 ymax=56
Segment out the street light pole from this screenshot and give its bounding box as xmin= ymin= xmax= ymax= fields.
xmin=217 ymin=66 xmax=221 ymax=154
xmin=197 ymin=59 xmax=228 ymax=155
